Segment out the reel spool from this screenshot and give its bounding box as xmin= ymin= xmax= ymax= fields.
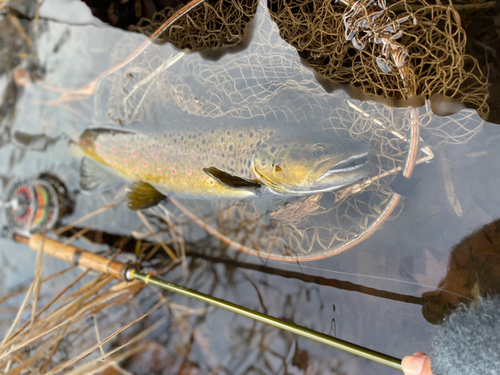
xmin=1 ymin=179 xmax=60 ymax=235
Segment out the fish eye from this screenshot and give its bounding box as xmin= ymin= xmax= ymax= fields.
xmin=313 ymin=145 xmax=326 ymax=158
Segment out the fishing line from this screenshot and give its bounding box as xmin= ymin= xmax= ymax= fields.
xmin=267 ymin=261 xmax=474 ymax=301
xmin=161 ymin=200 xmax=470 ymax=300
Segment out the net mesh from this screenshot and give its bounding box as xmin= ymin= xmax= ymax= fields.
xmin=128 ymin=0 xmax=489 ymax=116
xmin=269 ymin=0 xmax=488 ymax=116
xmin=93 ymin=0 xmax=485 ymax=259
xmin=130 ymin=0 xmax=259 ymax=52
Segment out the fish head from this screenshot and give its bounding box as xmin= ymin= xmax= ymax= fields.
xmin=253 ymin=130 xmax=372 ymax=195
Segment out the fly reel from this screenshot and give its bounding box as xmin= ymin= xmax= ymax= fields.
xmin=1 ymin=179 xmax=60 ymax=235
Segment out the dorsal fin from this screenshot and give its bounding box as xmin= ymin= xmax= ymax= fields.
xmin=126 ymin=181 xmax=166 ymax=211
xmin=203 ymin=167 xmax=262 ymax=191
xmin=80 ymin=157 xmax=123 ymax=192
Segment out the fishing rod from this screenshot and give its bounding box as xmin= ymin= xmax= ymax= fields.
xmin=1 ymin=176 xmax=401 ymax=369
xmin=11 ymin=232 xmax=403 ymax=370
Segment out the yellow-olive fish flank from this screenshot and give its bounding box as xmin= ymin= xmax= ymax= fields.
xmin=79 ymin=123 xmax=372 ymax=210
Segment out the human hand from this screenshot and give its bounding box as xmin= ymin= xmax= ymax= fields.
xmin=402 ymin=352 xmax=433 ymax=375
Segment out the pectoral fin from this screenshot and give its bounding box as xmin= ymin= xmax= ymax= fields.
xmin=80 ymin=157 xmax=123 ymax=192
xmin=203 ymin=167 xmax=262 ymax=191
xmin=126 ymin=181 xmax=166 ymax=210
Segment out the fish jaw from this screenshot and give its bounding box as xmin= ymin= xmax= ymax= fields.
xmin=306 ymin=145 xmax=372 ymax=192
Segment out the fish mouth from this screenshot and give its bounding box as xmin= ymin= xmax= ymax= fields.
xmin=317 ymin=153 xmax=371 ymax=182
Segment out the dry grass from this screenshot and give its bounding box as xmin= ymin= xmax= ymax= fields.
xmin=0 ymin=192 xmax=193 ymax=374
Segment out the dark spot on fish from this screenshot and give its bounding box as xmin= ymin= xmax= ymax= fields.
xmin=229 ymin=144 xmax=234 ymax=151
xmin=221 ymin=153 xmax=225 ymax=158
xmin=284 ymin=144 xmax=288 ymax=148
xmin=193 ymin=135 xmax=197 ymax=139
xmin=270 ymin=146 xmax=277 ymax=153
xmin=221 ymin=137 xmax=225 ymax=143
xmin=202 ymin=139 xmax=206 ymax=145
xmin=181 ymin=136 xmax=184 ymax=141
xmin=261 ymin=159 xmax=266 ymax=165
xmin=231 ymin=160 xmax=234 ymax=165
xmin=227 ymin=131 xmax=230 ymax=136
xmin=240 ymin=169 xmax=244 ymax=174
xmin=247 ymin=160 xmax=251 ymax=168
xmin=239 ymin=133 xmax=243 ymax=138
xmin=256 ymin=141 xmax=261 ymax=147
xmin=275 ymin=165 xmax=282 ymax=172
xmin=174 ymin=138 xmax=177 ymax=143
xmin=269 ymin=131 xmax=274 ymax=136
xmin=188 ymin=135 xmax=192 ymax=139
xmin=211 ymin=129 xmax=215 ymax=134
xmin=249 ymin=132 xmax=254 ymax=138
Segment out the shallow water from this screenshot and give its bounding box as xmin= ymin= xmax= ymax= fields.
xmin=0 ymin=0 xmax=499 ymax=374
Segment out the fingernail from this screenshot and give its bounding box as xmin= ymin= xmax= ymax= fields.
xmin=402 ymin=355 xmax=426 ymax=374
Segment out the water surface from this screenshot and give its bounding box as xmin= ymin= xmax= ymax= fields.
xmin=0 ymin=0 xmax=499 ymax=373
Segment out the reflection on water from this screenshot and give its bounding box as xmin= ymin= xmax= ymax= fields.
xmin=0 ymin=0 xmax=499 ymax=373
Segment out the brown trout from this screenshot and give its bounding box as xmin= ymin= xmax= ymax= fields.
xmin=79 ymin=122 xmax=372 ymax=210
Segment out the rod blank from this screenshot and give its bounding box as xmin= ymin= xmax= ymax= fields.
xmin=131 ymin=270 xmax=403 ymax=370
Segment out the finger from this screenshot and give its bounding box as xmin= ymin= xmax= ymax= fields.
xmin=402 ymin=355 xmax=433 ymax=375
